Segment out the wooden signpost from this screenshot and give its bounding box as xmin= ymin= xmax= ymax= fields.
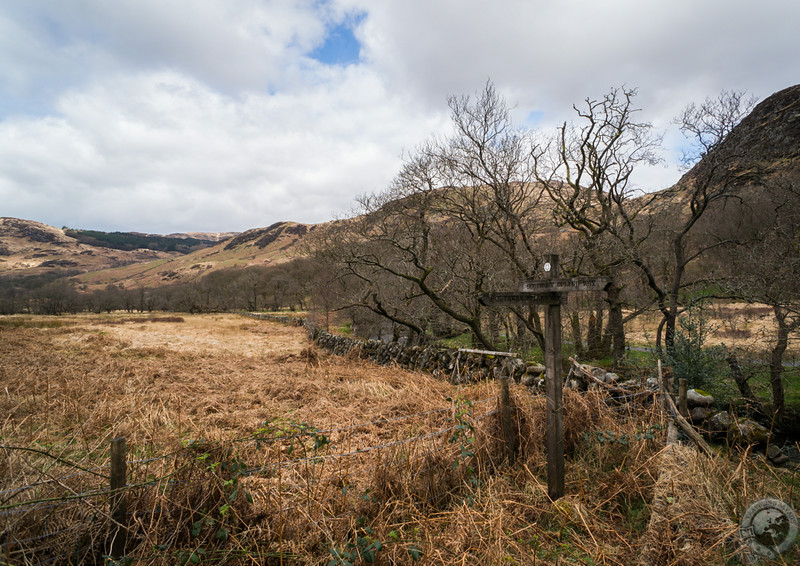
xmin=480 ymin=254 xmax=610 ymax=500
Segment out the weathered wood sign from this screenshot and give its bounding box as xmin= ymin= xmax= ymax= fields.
xmin=480 ymin=254 xmax=610 ymax=500
xmin=479 ymin=291 xmax=561 ymax=307
xmin=520 ymin=276 xmax=610 ymax=293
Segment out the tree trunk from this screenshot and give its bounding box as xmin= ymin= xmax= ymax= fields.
xmin=726 ymin=352 xmax=764 ymax=413
xmin=586 ymin=312 xmax=599 ymax=358
xmin=515 ymin=315 xmax=532 ymax=352
xmin=600 ymin=285 xmax=626 ymax=366
xmin=530 ymin=308 xmax=546 ymax=352
xmin=664 ymin=298 xmax=679 ymax=357
xmin=655 ymin=316 xmax=667 ymax=358
xmin=588 ymin=306 xmax=608 ymax=359
xmin=489 ymin=310 xmax=501 ymax=345
xmin=770 ymin=306 xmax=790 ymax=418
xmin=570 ymin=312 xmax=585 ymax=358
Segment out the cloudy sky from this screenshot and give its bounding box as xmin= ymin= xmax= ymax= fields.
xmin=1 ymin=0 xmax=798 ymax=234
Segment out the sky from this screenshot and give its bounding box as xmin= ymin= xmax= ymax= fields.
xmin=1 ymin=0 xmax=799 ymax=234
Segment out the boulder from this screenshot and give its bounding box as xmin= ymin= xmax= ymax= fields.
xmin=503 ymin=358 xmax=526 ymax=380
xmin=709 ymin=411 xmax=732 ymax=432
xmin=767 ymin=445 xmax=790 ymax=466
xmin=526 ymin=363 xmax=546 ymax=375
xmin=733 ymin=418 xmax=770 ymax=445
xmin=686 ymin=389 xmax=715 ymax=407
xmin=522 ymin=375 xmax=544 ymax=389
xmin=619 ymin=379 xmax=640 ymax=389
xmin=708 ymin=411 xmax=770 ymax=445
xmin=690 ymin=407 xmax=709 ymax=422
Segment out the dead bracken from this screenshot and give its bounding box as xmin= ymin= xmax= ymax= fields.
xmin=0 ymin=313 xmax=797 ymax=564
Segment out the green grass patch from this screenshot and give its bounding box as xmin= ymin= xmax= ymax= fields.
xmin=783 ymin=370 xmax=800 ymax=408
xmin=437 ymin=332 xmax=474 ymax=349
xmin=334 ymin=321 xmax=353 ymax=336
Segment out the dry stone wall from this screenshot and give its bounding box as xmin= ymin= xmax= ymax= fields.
xmin=243 ymin=312 xmax=542 ymax=383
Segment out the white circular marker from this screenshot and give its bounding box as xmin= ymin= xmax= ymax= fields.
xmin=544 ymin=262 xmax=551 ymax=272
xmin=740 ymin=498 xmax=798 ymax=559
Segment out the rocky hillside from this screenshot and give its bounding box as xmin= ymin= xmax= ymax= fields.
xmin=0 ymin=218 xmax=180 ymax=277
xmin=73 ymin=220 xmax=318 ymax=289
xmin=681 ymin=84 xmax=800 ymax=184
xmin=717 ymin=84 xmax=800 ymax=162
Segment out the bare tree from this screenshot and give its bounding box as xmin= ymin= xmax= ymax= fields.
xmin=311 ymin=82 xmax=550 ymax=349
xmin=710 ymin=173 xmax=800 ymax=417
xmin=532 ymin=86 xmax=661 ymax=365
xmin=532 ymin=87 xmax=764 ymax=365
xmin=675 ymin=90 xmax=758 ymax=166
xmin=644 ymin=90 xmax=762 ymax=353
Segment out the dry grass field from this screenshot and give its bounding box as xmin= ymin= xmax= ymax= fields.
xmin=1 ymin=313 xmax=798 ymax=565
xmin=626 ymin=302 xmax=799 ymax=356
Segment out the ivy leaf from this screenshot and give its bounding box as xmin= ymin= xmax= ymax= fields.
xmin=408 ymin=545 xmax=424 ymax=561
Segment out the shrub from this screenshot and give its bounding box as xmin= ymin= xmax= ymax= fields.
xmin=666 ymin=307 xmax=730 ymax=396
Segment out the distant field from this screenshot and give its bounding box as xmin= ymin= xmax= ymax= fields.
xmin=0 ymin=313 xmax=469 ymax=448
xmin=1 ymin=313 xmax=797 ymax=564
xmin=625 ymin=302 xmax=799 ymax=356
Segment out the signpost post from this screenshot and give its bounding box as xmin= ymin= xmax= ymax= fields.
xmin=479 ymin=254 xmax=610 ymax=500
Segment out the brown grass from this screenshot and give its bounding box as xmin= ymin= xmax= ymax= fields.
xmin=624 ymin=302 xmax=797 ymax=355
xmin=1 ymin=313 xmax=798 ymax=565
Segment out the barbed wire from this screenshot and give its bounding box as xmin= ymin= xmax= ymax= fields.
xmin=1 ymin=395 xmax=499 ymax=503
xmin=241 ymin=408 xmax=498 ymax=477
xmin=0 ymin=398 xmax=500 ymax=517
xmin=1 ymin=522 xmax=90 ymax=548
xmin=0 ymin=445 xmax=111 ymax=478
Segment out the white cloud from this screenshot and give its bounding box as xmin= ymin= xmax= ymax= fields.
xmin=1 ymin=67 xmax=447 ymax=232
xmin=1 ymin=0 xmax=799 ymax=232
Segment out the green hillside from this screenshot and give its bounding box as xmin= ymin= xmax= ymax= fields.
xmin=63 ymin=228 xmax=217 ymax=253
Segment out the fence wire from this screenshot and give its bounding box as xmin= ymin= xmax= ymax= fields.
xmin=1 ymin=394 xmax=504 ymax=564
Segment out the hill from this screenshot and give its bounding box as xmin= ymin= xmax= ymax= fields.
xmin=0 ymin=217 xmax=181 ymax=277
xmin=63 ymin=228 xmax=229 ymax=253
xmin=679 ymin=83 xmax=800 ymax=187
xmin=3 ymin=84 xmax=798 ymax=299
xmin=73 ymin=220 xmax=318 ymax=289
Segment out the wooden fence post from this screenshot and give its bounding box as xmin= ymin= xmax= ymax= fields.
xmin=678 ymin=379 xmax=689 ymax=418
xmin=479 ymin=253 xmax=609 ymax=502
xmin=658 ymin=359 xmax=668 ymax=413
xmin=543 ymin=254 xmax=565 ymax=501
xmin=499 ymin=377 xmax=516 ymax=465
xmin=109 ymin=437 xmax=127 ymax=560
